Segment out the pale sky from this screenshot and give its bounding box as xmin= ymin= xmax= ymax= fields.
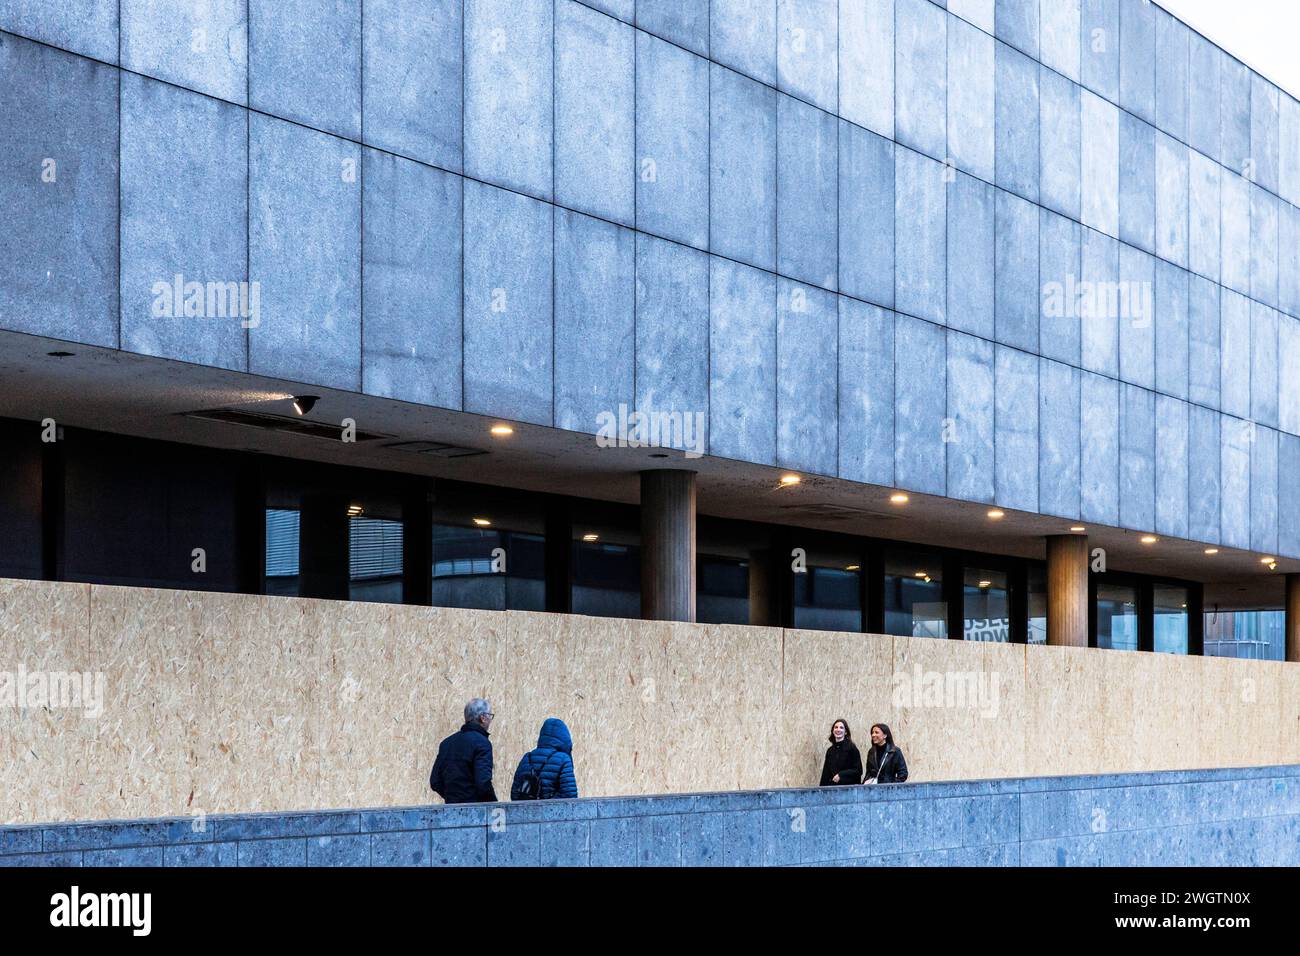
xmin=1157 ymin=0 xmax=1300 ymax=101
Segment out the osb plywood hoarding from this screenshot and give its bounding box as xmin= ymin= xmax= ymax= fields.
xmin=0 ymin=579 xmax=1296 ymax=823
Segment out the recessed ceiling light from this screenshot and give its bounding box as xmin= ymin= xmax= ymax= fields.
xmin=489 ymin=424 xmax=513 ymax=437
xmin=346 ymin=504 xmax=364 ymax=517
xmin=779 ymin=474 xmax=801 ymax=486
xmin=1070 ymin=525 xmax=1086 ymax=532
xmin=1140 ymin=535 xmax=1158 ymax=544
xmin=582 ymin=533 xmax=599 ymax=542
xmin=987 ymin=509 xmax=1004 ymax=519
xmin=890 ymin=493 xmax=909 ymax=504
xmin=472 ymin=517 xmax=491 ymax=527
xmin=1204 ymin=548 xmax=1219 ymax=555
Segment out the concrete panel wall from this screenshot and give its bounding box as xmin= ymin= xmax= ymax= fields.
xmin=4 ymin=3 xmax=1300 ymax=558
xmin=3 ymin=579 xmax=1298 ymax=825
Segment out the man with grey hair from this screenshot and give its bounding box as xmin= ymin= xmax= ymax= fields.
xmin=429 ymin=698 xmax=497 ymax=803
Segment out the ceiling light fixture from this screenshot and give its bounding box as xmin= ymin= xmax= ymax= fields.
xmin=890 ymin=493 xmax=909 ymax=504
xmin=489 ymin=424 xmax=513 ymax=437
xmin=1204 ymin=548 xmax=1219 ymax=555
xmin=1070 ymin=525 xmax=1086 ymax=532
xmin=1260 ymin=556 xmax=1276 ymax=564
xmin=987 ymin=509 xmax=1004 ymax=519
xmin=779 ymin=474 xmax=801 ymax=486
xmin=582 ymin=533 xmax=599 ymax=542
xmin=1140 ymin=535 xmax=1158 ymax=544
xmin=346 ymin=504 xmax=364 ymax=517
xmin=472 ymin=517 xmax=491 ymax=527
xmin=978 ymin=580 xmax=991 ymax=588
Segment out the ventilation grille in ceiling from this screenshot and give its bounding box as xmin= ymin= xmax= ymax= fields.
xmin=779 ymin=503 xmax=901 ymax=521
xmin=182 ymin=408 xmax=391 ymax=442
xmin=384 ymin=440 xmax=488 ymax=459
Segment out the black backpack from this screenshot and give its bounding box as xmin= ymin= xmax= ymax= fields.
xmin=515 ymin=754 xmax=547 ymax=800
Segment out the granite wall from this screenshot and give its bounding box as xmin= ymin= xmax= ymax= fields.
xmin=3 ymin=0 xmax=1300 ymax=555
xmin=2 ymin=765 xmax=1298 ymax=866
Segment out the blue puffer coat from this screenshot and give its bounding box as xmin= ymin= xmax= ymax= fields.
xmin=510 ymin=718 xmax=578 ymax=800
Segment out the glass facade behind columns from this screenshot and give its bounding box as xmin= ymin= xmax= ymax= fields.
xmin=0 ymin=418 xmax=1211 ymax=654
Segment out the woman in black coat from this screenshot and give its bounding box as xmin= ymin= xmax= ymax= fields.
xmin=819 ymin=718 xmax=862 ymax=786
xmin=863 ymin=723 xmax=909 ymax=784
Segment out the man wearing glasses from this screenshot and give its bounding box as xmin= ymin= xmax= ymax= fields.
xmin=429 ymin=698 xmax=498 ymax=804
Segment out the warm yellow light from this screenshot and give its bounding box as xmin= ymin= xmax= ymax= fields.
xmin=845 ymin=565 xmax=861 ymax=572
xmin=987 ymin=509 xmax=1004 ymax=519
xmin=890 ymin=493 xmax=909 ymax=504
xmin=914 ymin=571 xmax=927 ymax=578
xmin=582 ymin=533 xmax=599 ymax=542
xmin=779 ymin=474 xmax=801 ymax=486
xmin=1140 ymin=535 xmax=1158 ymax=544
xmin=1204 ymin=548 xmax=1219 ymax=555
xmin=978 ymin=580 xmax=992 ymax=588
xmin=346 ymin=504 xmax=364 ymax=517
xmin=1070 ymin=525 xmax=1086 ymax=532
xmin=490 ymin=424 xmax=514 ymax=437
xmin=1261 ymin=556 xmax=1276 ymax=564
xmin=473 ymin=517 xmax=491 ymax=527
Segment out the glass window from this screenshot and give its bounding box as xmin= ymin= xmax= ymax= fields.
xmin=349 ymin=513 xmax=403 ymax=604
xmin=430 ymin=486 xmax=545 ymax=612
xmin=1096 ymin=583 xmax=1139 ymax=650
xmin=1204 ymin=609 xmax=1285 ymax=660
xmin=265 ymin=508 xmax=300 ymax=596
xmin=1027 ymin=565 xmax=1048 ymax=644
xmin=1152 ymin=585 xmax=1189 ymax=654
xmin=697 ymin=517 xmax=760 ymax=626
xmin=963 ymin=568 xmax=1010 ymax=642
xmin=790 ymin=537 xmax=862 ymax=633
xmin=571 ymin=504 xmax=640 ymax=618
xmin=698 ymin=556 xmax=749 ymax=625
xmin=884 ymin=550 xmax=946 ymax=638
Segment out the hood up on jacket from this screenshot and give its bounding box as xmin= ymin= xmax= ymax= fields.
xmin=536 ymin=717 xmax=572 ymax=754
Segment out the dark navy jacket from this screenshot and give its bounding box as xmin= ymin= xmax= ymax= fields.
xmin=510 ymin=718 xmax=578 ymax=800
xmin=429 ymin=721 xmax=496 ymax=804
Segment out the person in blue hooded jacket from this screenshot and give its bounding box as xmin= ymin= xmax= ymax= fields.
xmin=510 ymin=717 xmax=578 ymax=800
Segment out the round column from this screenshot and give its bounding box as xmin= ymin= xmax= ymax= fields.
xmin=640 ymin=470 xmax=696 ymax=623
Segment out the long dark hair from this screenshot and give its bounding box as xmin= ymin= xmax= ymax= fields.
xmin=827 ymin=718 xmax=852 ymax=744
xmin=870 ymin=723 xmax=896 ymax=750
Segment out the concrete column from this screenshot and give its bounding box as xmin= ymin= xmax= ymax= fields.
xmin=1287 ymin=574 xmax=1300 ymax=663
xmin=1046 ymin=534 xmax=1089 ymax=647
xmin=640 ymin=470 xmax=696 ymax=623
